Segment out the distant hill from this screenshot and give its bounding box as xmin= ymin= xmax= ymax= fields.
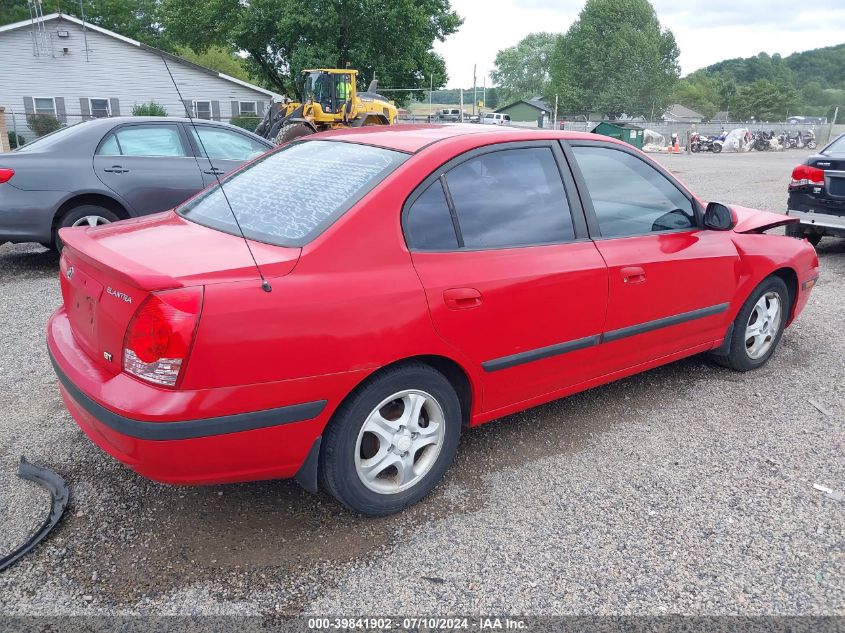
xmin=703 ymin=44 xmax=845 ymax=89
xmin=673 ymin=44 xmax=845 ymax=122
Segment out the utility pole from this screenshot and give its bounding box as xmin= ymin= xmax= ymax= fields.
xmin=833 ymin=106 xmax=839 ymax=126
xmin=482 ymin=76 xmax=486 ymax=111
xmin=554 ymin=94 xmax=559 ymax=131
xmin=472 ymin=64 xmax=477 ymax=119
xmin=460 ymin=89 xmax=464 ymax=123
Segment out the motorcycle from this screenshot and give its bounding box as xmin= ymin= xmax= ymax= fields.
xmin=803 ymin=130 xmax=817 ymax=150
xmin=690 ymin=132 xmax=724 ymax=154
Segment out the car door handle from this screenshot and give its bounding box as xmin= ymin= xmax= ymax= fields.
xmin=203 ymin=168 xmax=225 ymax=176
xmin=103 ymin=165 xmax=129 ymax=174
xmin=443 ymin=287 xmax=482 ymax=310
xmin=621 ymin=266 xmax=646 ymax=284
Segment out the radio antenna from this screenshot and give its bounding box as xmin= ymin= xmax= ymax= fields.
xmin=156 ymin=47 xmax=272 ymax=292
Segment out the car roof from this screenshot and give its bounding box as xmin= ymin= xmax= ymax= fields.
xmin=313 ymin=124 xmax=602 ymax=154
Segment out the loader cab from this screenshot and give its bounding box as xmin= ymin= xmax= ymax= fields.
xmin=301 ymin=70 xmax=356 ymax=117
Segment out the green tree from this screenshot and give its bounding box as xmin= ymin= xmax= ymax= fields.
xmin=731 ymin=80 xmax=799 ymax=121
xmin=174 ymin=45 xmax=255 ymax=83
xmin=160 ymin=0 xmax=462 ymax=101
xmin=490 ymin=32 xmax=557 ymax=104
xmin=547 ymin=0 xmax=679 ymax=119
xmin=0 ymin=0 xmax=29 ymax=26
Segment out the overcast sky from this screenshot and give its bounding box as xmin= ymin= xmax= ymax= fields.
xmin=434 ymin=0 xmax=845 ymax=88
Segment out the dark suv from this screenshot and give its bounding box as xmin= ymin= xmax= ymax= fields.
xmin=787 ymin=133 xmax=845 ymax=245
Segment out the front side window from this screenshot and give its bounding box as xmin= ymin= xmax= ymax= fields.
xmin=193 ymin=101 xmax=212 ymax=120
xmin=179 ymin=140 xmax=407 ymax=246
xmin=445 ymin=147 xmax=575 ymax=249
xmin=34 ymin=97 xmax=56 ymax=116
xmin=89 ymin=98 xmax=110 ymax=118
xmin=571 ymin=146 xmax=695 ymax=238
xmin=190 ymin=126 xmax=267 ymax=161
xmin=98 ymin=125 xmax=187 ymax=157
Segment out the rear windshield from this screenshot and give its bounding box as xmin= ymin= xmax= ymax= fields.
xmin=14 ymin=122 xmax=85 ymax=153
xmin=824 ymin=134 xmax=845 ymax=154
xmin=178 ymin=140 xmax=408 ymax=247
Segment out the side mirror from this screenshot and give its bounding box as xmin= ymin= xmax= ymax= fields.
xmin=703 ymin=202 xmax=735 ymax=231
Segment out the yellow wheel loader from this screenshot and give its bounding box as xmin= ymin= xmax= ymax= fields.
xmin=256 ymin=69 xmax=399 ymax=144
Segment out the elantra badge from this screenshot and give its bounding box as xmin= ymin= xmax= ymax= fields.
xmin=106 ymin=287 xmax=132 ymax=304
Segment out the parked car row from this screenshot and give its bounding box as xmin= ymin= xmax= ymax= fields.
xmin=0 ymin=117 xmax=272 ymax=250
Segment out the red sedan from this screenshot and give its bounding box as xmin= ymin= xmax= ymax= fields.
xmin=48 ymin=126 xmax=819 ymax=515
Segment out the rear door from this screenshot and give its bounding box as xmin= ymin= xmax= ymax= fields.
xmin=185 ymin=124 xmax=271 ymax=187
xmin=564 ymin=141 xmax=739 ymax=372
xmin=405 ymin=141 xmax=608 ymax=412
xmin=94 ymin=122 xmax=204 ymax=215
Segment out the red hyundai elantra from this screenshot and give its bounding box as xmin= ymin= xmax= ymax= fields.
xmin=47 ymin=125 xmax=819 ymax=515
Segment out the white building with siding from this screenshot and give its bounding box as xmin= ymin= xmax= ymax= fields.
xmin=0 ymin=13 xmax=280 ymax=140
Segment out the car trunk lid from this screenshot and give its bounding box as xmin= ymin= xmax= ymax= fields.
xmin=59 ymin=211 xmax=300 ymax=374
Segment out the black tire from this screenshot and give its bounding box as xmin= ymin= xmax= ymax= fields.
xmin=711 ymin=143 xmax=722 ymax=154
xmin=54 ymin=205 xmax=120 ymax=251
xmin=690 ymin=143 xmax=700 ymax=153
xmin=712 ymin=276 xmax=789 ymax=372
xmin=807 ymin=141 xmax=817 ymax=150
xmin=274 ymin=122 xmax=314 ymax=145
xmin=319 ymin=363 xmax=462 ymax=516
xmin=785 ymin=223 xmax=822 ymax=246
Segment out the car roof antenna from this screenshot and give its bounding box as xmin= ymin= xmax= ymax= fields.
xmin=157 ymin=48 xmax=272 ymax=293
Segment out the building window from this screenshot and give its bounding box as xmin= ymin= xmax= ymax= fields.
xmin=88 ymin=98 xmax=111 ymax=118
xmin=239 ymin=101 xmax=257 ymax=116
xmin=193 ymin=100 xmax=212 ymax=120
xmin=34 ymin=97 xmax=57 ymax=116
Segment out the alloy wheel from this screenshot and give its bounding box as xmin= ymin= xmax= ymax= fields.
xmin=744 ymin=291 xmax=782 ymax=359
xmin=70 ymin=215 xmax=111 ymax=228
xmin=354 ymin=389 xmax=446 ymax=494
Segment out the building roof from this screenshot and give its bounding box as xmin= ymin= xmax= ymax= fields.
xmin=495 ymin=96 xmax=552 ymax=114
xmin=0 ymin=13 xmax=279 ymax=99
xmin=663 ymin=103 xmax=704 ymax=120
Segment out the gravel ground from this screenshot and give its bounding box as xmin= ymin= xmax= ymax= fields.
xmin=0 ymin=150 xmax=842 ymax=617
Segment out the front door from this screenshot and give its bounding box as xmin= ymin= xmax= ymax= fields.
xmin=405 ymin=142 xmax=609 ymax=412
xmin=94 ymin=122 xmax=204 ymax=215
xmin=565 ymin=142 xmax=740 ymax=372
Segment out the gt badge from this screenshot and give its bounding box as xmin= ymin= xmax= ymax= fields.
xmin=103 ymin=351 xmax=113 ymax=362
xmin=66 ymin=266 xmax=74 ymax=280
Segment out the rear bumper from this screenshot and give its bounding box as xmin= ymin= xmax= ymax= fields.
xmin=786 ymin=208 xmax=845 ymax=236
xmin=0 ymin=184 xmax=65 ymax=243
xmin=47 ymin=307 xmax=366 ymax=485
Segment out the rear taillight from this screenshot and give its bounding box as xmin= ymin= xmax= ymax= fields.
xmin=0 ymin=168 xmax=14 ymax=184
xmin=790 ymin=165 xmax=825 ymax=188
xmin=122 ymin=287 xmax=203 ymax=388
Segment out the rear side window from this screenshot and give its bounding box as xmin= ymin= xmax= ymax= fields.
xmin=446 ymin=147 xmax=575 ymax=248
xmin=98 ymin=125 xmax=188 ymax=157
xmin=178 ymin=140 xmax=407 ymax=247
xmin=405 ymin=180 xmax=459 ymax=250
xmin=571 ymin=146 xmax=695 ymax=238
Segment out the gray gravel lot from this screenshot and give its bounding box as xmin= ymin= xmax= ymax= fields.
xmin=0 ymin=149 xmax=842 ymax=617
